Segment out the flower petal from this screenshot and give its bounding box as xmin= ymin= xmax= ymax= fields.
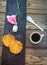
xmin=7 ymin=15 xmax=17 ymax=25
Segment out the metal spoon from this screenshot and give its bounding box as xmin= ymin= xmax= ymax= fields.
xmin=27 ymin=16 xmax=44 ymax=32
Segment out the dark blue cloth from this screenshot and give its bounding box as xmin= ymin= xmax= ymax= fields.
xmin=1 ymin=0 xmax=26 ymax=65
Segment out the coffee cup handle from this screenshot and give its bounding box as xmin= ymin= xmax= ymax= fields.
xmin=41 ymin=34 xmax=44 ymax=38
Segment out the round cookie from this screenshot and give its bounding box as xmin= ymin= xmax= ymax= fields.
xmin=9 ymin=40 xmax=23 ymax=55
xmin=2 ymin=34 xmax=15 ymax=47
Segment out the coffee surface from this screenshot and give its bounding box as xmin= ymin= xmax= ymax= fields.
xmin=31 ymin=33 xmax=40 ymax=42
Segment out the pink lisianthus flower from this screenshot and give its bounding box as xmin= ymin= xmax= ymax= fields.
xmin=7 ymin=15 xmax=17 ymax=25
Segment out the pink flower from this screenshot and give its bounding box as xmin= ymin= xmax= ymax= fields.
xmin=7 ymin=15 xmax=17 ymax=24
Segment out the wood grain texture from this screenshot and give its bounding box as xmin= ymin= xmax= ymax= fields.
xmin=0 ymin=0 xmax=47 ymax=29
xmin=0 ymin=47 xmax=47 ymax=65
xmin=0 ymin=13 xmax=47 ymax=29
xmin=26 ymin=14 xmax=47 ymax=29
xmin=0 ymin=0 xmax=47 ymax=14
xmin=0 ymin=1 xmax=6 ymax=12
xmin=0 ymin=0 xmax=47 ymax=65
xmin=26 ymin=48 xmax=47 ymax=65
xmin=0 ymin=29 xmax=4 ymax=46
xmin=26 ymin=0 xmax=47 ymax=14
xmin=0 ymin=29 xmax=47 ymax=48
xmin=26 ymin=29 xmax=47 ymax=48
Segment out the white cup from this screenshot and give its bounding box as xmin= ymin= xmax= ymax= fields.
xmin=30 ymin=32 xmax=44 ymax=44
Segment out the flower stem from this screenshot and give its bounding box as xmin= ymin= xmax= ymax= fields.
xmin=16 ymin=0 xmax=20 ymax=16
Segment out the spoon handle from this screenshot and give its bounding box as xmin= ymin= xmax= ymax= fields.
xmin=27 ymin=16 xmax=44 ymax=32
xmin=33 ymin=22 xmax=44 ymax=32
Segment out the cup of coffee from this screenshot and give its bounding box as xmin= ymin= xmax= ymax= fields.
xmin=30 ymin=32 xmax=44 ymax=44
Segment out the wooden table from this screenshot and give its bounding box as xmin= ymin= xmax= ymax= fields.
xmin=0 ymin=0 xmax=47 ymax=65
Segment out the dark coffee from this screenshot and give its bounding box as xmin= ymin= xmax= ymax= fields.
xmin=31 ymin=33 xmax=40 ymax=42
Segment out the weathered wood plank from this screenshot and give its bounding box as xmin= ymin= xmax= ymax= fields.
xmin=0 ymin=46 xmax=2 ymax=56
xmin=0 ymin=20 xmax=47 ymax=29
xmin=27 ymin=0 xmax=47 ymax=9
xmin=0 ymin=21 xmax=4 ymax=28
xmin=26 ymin=48 xmax=47 ymax=65
xmin=1 ymin=13 xmax=47 ymax=29
xmin=0 ymin=12 xmax=5 ymax=29
xmin=0 ymin=29 xmax=47 ymax=48
xmin=0 ymin=0 xmax=47 ymax=14
xmin=0 ymin=1 xmax=6 ymax=12
xmin=26 ymin=0 xmax=47 ymax=14
xmin=26 ymin=29 xmax=47 ymax=48
xmin=0 ymin=0 xmax=6 ymax=1
xmin=0 ymin=21 xmax=46 ymax=29
xmin=0 ymin=29 xmax=4 ymax=46
xmin=26 ymin=24 xmax=46 ymax=29
xmin=0 ymin=46 xmax=2 ymax=65
xmin=0 ymin=13 xmax=47 ymax=25
xmin=0 ymin=13 xmax=5 ymax=19
xmin=0 ymin=13 xmax=5 ymax=28
xmin=0 ymin=0 xmax=47 ymax=29
xmin=26 ymin=14 xmax=47 ymax=29
xmin=0 ymin=0 xmax=47 ymax=65
xmin=0 ymin=47 xmax=47 ymax=65
xmin=0 ymin=1 xmax=6 ymax=7
xmin=0 ymin=13 xmax=47 ymax=29
xmin=26 ymin=8 xmax=47 ymax=14
xmin=0 ymin=6 xmax=6 ymax=13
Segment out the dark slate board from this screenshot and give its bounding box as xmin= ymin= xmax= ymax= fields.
xmin=1 ymin=0 xmax=26 ymax=65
